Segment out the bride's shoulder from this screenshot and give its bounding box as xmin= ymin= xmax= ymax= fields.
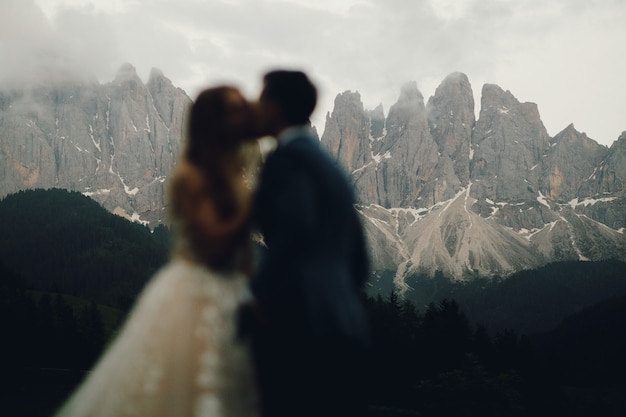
xmin=170 ymin=160 xmax=210 ymax=196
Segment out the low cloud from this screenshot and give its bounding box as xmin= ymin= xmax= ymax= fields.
xmin=2 ymin=0 xmax=624 ymax=145
xmin=0 ymin=1 xmax=118 ymax=86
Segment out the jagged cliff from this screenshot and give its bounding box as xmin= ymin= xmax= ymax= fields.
xmin=322 ymin=72 xmax=626 ymax=287
xmin=0 ymin=64 xmax=191 ymax=226
xmin=2 ymin=67 xmax=625 ymax=288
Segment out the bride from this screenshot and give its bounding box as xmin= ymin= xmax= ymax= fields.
xmin=54 ymin=86 xmax=262 ymax=417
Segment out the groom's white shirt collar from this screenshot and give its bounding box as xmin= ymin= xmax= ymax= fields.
xmin=277 ymin=125 xmax=314 ymax=146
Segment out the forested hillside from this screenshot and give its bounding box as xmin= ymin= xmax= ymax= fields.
xmin=0 ymin=189 xmax=171 ymax=415
xmin=401 ymin=260 xmax=626 ymax=335
xmin=1 ymin=189 xmax=625 ymax=416
xmin=0 ymin=188 xmax=170 ymax=309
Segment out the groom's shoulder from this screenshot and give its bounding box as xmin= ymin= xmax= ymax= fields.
xmin=274 ymin=132 xmax=317 ymax=159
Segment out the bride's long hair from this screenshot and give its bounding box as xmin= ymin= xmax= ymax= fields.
xmin=168 ymin=86 xmax=256 ymax=269
xmin=185 ymin=86 xmax=248 ymax=219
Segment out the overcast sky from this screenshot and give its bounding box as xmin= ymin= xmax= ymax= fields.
xmin=2 ymin=0 xmax=624 ymax=147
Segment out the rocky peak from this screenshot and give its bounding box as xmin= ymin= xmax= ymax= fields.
xmin=582 ymin=131 xmax=626 ymax=196
xmin=147 ymin=68 xmax=171 ymax=91
xmin=542 ymin=124 xmax=608 ymax=201
xmin=321 ymin=78 xmax=467 ymax=208
xmin=386 ymin=82 xmax=422 ymax=127
xmin=320 ymin=91 xmax=371 ymax=175
xmin=112 ymin=63 xmax=145 ymax=101
xmin=4 ymin=70 xmax=625 ymax=283
xmin=399 ymin=81 xmax=423 ymax=102
xmin=553 ymin=124 xmax=606 ymax=154
xmin=551 ymin=123 xmax=576 ymax=144
xmin=114 ymin=63 xmax=140 ymax=81
xmin=384 ymin=81 xmax=426 ymax=143
xmin=426 ymin=72 xmax=475 ymax=184
xmin=612 ymin=131 xmax=626 ymax=147
xmin=471 ymin=83 xmax=551 ymax=201
xmin=427 ymin=73 xmax=474 ymax=114
xmin=480 ymin=84 xmax=517 ymax=110
xmin=0 ymin=65 xmax=191 ymax=227
xmin=320 ymin=91 xmax=385 ymax=205
xmin=147 ymin=68 xmax=191 ymax=130
xmin=368 ymin=103 xmax=385 ymax=139
xmin=147 ymin=67 xmax=188 ymax=98
xmin=376 ymin=82 xmax=447 ymax=207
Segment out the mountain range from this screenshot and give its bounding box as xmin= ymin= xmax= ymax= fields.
xmin=0 ymin=64 xmax=190 ymax=226
xmin=1 ymin=66 xmax=625 ymax=291
xmin=321 ymin=72 xmax=626 ymax=290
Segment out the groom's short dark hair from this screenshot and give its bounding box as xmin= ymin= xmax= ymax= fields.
xmin=261 ymin=70 xmax=317 ymax=125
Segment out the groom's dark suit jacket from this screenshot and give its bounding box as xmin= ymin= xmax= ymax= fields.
xmin=249 ymin=126 xmax=371 ymax=417
xmin=251 ymin=126 xmax=370 ymax=346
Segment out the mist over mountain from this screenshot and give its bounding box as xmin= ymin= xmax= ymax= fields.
xmin=0 ymin=63 xmax=190 ymax=226
xmin=1 ymin=66 xmax=625 ymax=291
xmin=320 ymin=72 xmax=626 ymax=288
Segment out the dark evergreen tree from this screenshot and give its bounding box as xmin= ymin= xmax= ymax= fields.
xmin=0 ymin=189 xmax=169 ymax=310
xmin=77 ymin=301 xmax=106 ymax=369
xmin=420 ymin=299 xmax=472 ymax=376
xmin=472 ymin=323 xmax=496 ymax=371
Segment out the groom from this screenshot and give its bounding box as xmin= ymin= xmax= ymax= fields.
xmin=248 ymin=70 xmax=372 ymax=417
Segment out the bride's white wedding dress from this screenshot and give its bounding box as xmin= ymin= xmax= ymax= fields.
xmin=54 ymin=258 xmax=259 ymax=417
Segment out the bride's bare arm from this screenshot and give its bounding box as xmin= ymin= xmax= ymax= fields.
xmin=169 ymin=161 xmax=251 ymax=239
xmin=194 ymin=191 xmax=251 ymax=238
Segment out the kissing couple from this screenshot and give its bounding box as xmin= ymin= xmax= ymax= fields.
xmin=54 ymin=69 xmax=372 ymax=417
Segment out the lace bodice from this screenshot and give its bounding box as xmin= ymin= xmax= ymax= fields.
xmin=54 ymin=259 xmax=259 ymax=417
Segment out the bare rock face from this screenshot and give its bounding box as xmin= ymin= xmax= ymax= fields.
xmin=321 ymin=91 xmax=372 ymax=175
xmin=581 ymin=132 xmax=626 ymax=196
xmin=376 ymin=82 xmax=442 ymax=207
xmin=321 ymin=72 xmax=626 ymax=285
xmin=471 ymin=84 xmax=551 ymax=202
xmin=0 ymin=64 xmax=191 ymax=226
xmin=325 ymin=82 xmax=461 ymax=208
xmin=426 ymin=72 xmax=475 ymax=185
xmin=3 ymin=68 xmax=625 ymax=287
xmin=541 ymin=124 xmax=608 ymax=201
xmin=368 ymin=104 xmax=385 ymax=139
xmin=573 ymin=133 xmax=626 ymax=230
